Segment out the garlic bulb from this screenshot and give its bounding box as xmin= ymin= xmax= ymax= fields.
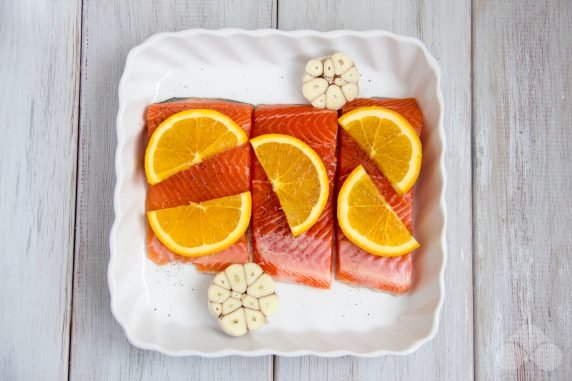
xmin=208 ymin=263 xmax=279 ymax=336
xmin=302 ymin=52 xmax=359 ymax=110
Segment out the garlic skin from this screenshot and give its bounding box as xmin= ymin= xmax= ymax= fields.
xmin=207 ymin=263 xmax=279 ymax=336
xmin=302 ymin=52 xmax=359 ymax=111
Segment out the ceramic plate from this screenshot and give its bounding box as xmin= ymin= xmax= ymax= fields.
xmin=109 ymin=29 xmax=446 ymax=357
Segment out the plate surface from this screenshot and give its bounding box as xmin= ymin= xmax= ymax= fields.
xmin=110 ymin=29 xmax=446 ymax=357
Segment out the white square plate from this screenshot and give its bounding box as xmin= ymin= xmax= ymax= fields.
xmin=110 ymin=29 xmax=446 ymax=357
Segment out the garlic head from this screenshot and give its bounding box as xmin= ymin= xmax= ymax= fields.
xmin=301 ymin=52 xmax=359 ymax=110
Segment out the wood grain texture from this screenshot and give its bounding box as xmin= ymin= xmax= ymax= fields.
xmin=473 ymin=0 xmax=572 ymax=380
xmin=277 ymin=1 xmax=474 ymax=380
xmin=0 ymin=0 xmax=81 ymax=379
xmin=70 ymin=1 xmax=276 ymax=380
xmin=5 ymin=0 xmax=569 ymax=379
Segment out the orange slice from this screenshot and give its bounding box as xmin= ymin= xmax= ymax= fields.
xmin=250 ymin=134 xmax=329 ymax=237
xmin=338 ymin=106 xmax=422 ymax=194
xmin=337 ymin=165 xmax=419 ymax=256
xmin=145 ymin=109 xmax=248 ymax=185
xmin=147 ymin=192 xmax=251 ymax=257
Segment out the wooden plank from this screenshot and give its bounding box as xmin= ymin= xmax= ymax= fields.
xmin=70 ymin=1 xmax=276 ymax=380
xmin=276 ymin=1 xmax=473 ymax=380
xmin=0 ymin=0 xmax=81 ymax=379
xmin=473 ymin=0 xmax=572 ymax=379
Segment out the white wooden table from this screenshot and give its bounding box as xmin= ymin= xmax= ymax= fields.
xmin=1 ymin=0 xmax=570 ymax=379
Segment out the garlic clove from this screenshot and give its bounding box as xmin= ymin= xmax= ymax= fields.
xmin=334 ymin=77 xmax=346 ymax=87
xmin=208 ymin=284 xmax=231 ymax=304
xmin=209 ymin=302 xmax=222 ymax=318
xmin=213 ymin=271 xmax=231 ymax=290
xmin=305 ymin=59 xmax=324 ymax=77
xmin=341 ymin=67 xmax=359 ymax=83
xmin=302 ymin=73 xmax=315 ymax=83
xmin=247 ymin=273 xmax=276 ymax=298
xmin=259 ymin=294 xmax=279 ymax=317
xmin=342 ymin=83 xmax=359 ymax=102
xmin=225 ymin=264 xmax=247 ymax=293
xmin=325 ymin=84 xmax=346 ymax=111
xmin=323 ymin=58 xmax=335 ymax=78
xmin=331 ymin=52 xmax=353 ymax=75
xmin=311 ymin=94 xmax=326 ymax=109
xmin=245 ymin=309 xmax=266 ymax=331
xmin=222 ymin=297 xmax=242 ymax=315
xmin=219 ymin=308 xmax=248 ymax=336
xmin=244 ymin=263 xmax=264 ymax=286
xmin=241 ymin=294 xmax=260 ymax=310
xmin=302 ymin=78 xmax=329 ymax=101
xmin=230 ymin=291 xmax=242 ymax=299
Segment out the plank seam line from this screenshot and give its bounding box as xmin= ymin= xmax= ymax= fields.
xmin=67 ymin=0 xmax=85 ymax=379
xmin=470 ymin=0 xmax=476 ymax=379
xmin=275 ymin=0 xmax=279 ymax=29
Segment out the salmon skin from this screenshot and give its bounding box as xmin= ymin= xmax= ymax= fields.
xmin=336 ymin=98 xmax=423 ymax=294
xmin=251 ymin=105 xmax=338 ymax=289
xmin=145 ymin=98 xmax=253 ymax=272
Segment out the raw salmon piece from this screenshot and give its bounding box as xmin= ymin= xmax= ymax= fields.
xmin=146 ymin=225 xmax=194 ymax=265
xmin=251 ymin=105 xmax=338 ymax=289
xmin=341 ymin=98 xmax=423 ymax=135
xmin=146 ymin=98 xmax=253 ymax=137
xmin=145 ymin=98 xmax=253 ymax=270
xmin=146 ymin=226 xmax=249 ymax=272
xmin=336 ymin=98 xmax=423 ymax=294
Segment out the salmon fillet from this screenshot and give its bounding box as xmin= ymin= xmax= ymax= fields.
xmin=251 ymin=105 xmax=338 ymax=288
xmin=147 ymin=145 xmax=250 ymax=210
xmin=146 ymin=226 xmax=248 ymax=272
xmin=336 ymin=98 xmax=423 ymax=294
xmin=145 ymin=98 xmax=253 ymax=272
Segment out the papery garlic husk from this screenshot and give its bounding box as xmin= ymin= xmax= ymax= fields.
xmin=207 ymin=263 xmax=279 ymax=336
xmin=301 ymin=52 xmax=360 ymax=110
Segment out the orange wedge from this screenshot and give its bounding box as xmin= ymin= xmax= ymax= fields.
xmin=250 ymin=134 xmax=329 ymax=236
xmin=337 ymin=165 xmax=419 ymax=257
xmin=147 ymin=192 xmax=251 ymax=257
xmin=338 ymin=106 xmax=422 ymax=194
xmin=145 ymin=109 xmax=248 ymax=185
